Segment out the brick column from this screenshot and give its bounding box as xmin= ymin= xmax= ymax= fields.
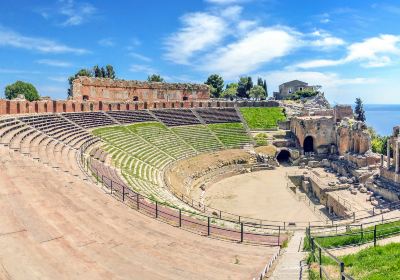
xmin=387 ymin=139 xmax=391 ymax=170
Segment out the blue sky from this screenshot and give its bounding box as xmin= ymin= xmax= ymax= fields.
xmin=1 ymin=0 xmax=400 ymax=104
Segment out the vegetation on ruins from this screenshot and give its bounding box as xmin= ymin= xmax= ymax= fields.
xmin=5 ymin=81 xmax=40 ymax=101
xmin=369 ymin=127 xmax=390 ymax=155
xmin=207 ymin=123 xmax=252 ymax=148
xmin=354 ymin=97 xmax=366 ymax=122
xmin=205 ymin=74 xmax=224 ymax=98
xmin=147 ymin=74 xmax=165 ymax=82
xmin=254 ymin=133 xmax=268 ymax=145
xmin=240 ymin=107 xmax=286 ymax=130
xmin=287 ymin=89 xmax=318 ymax=100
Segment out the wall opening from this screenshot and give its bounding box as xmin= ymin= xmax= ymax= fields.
xmin=72 ymin=103 xmax=76 ymax=112
xmin=135 ymin=103 xmax=138 ymax=110
xmin=62 ymin=103 xmax=67 ymax=113
xmin=133 ymin=96 xmax=139 ymax=101
xmin=83 ymin=95 xmax=89 ymax=101
xmin=108 ymin=104 xmax=112 ymax=111
xmin=182 ymin=96 xmax=188 ymax=101
xmin=171 ymin=103 xmax=175 ymax=108
xmin=162 ymin=103 xmax=166 ymax=108
xmin=277 ymin=150 xmax=291 ymax=164
xmin=26 ymin=103 xmax=29 ymax=113
xmin=117 ymin=103 xmax=121 ymax=110
xmin=144 ymin=102 xmax=148 ymax=109
xmin=153 ymin=103 xmax=157 ymax=109
xmin=44 ymin=103 xmax=48 ymax=112
xmin=90 ymin=103 xmax=94 ymax=111
xmin=81 ymin=103 xmax=84 ymax=111
xmin=35 ymin=102 xmax=39 ymax=113
xmin=304 ymin=136 xmax=314 ymax=153
xmin=16 ymin=103 xmax=21 ymax=114
xmin=126 ymin=104 xmax=130 ymax=110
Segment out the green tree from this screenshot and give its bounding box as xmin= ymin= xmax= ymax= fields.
xmin=354 ymin=97 xmax=366 ymax=122
xmin=205 ymin=74 xmax=224 ymax=98
xmin=257 ymin=77 xmax=264 ymax=87
xmin=5 ymin=81 xmax=40 ymax=101
xmin=100 ymin=67 xmax=107 ymax=78
xmin=67 ymin=68 xmax=93 ymax=97
xmin=105 ymin=65 xmax=116 ymax=79
xmin=93 ymin=65 xmax=102 ymax=78
xmin=249 ymin=85 xmax=266 ymax=100
xmin=263 ymin=80 xmax=268 ymax=97
xmin=237 ymin=76 xmax=251 ymax=98
xmin=147 ymin=74 xmax=165 ymax=82
xmin=221 ymin=83 xmax=238 ymax=100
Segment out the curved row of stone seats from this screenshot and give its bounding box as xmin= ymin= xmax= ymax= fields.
xmin=195 ymin=108 xmax=241 ymax=124
xmin=152 ymin=109 xmax=201 ymax=126
xmin=0 ymin=146 xmax=273 ymax=280
xmin=0 ymin=118 xmax=26 ymax=145
xmin=208 ymin=123 xmax=252 ymax=148
xmin=106 ymin=110 xmax=155 ymax=124
xmin=171 ymin=125 xmax=224 ymax=153
xmin=130 ymin=122 xmax=197 ymax=159
xmin=62 ymin=111 xmax=117 ymax=129
xmin=93 ymin=126 xmax=174 ymax=169
xmin=18 ymin=114 xmax=97 ymax=149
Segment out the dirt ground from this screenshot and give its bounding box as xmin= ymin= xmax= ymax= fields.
xmin=204 ymin=166 xmax=323 ymax=223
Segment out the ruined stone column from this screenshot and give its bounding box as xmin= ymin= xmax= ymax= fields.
xmin=396 ymin=141 xmax=400 ymax=173
xmin=380 ymin=154 xmax=384 ymax=167
xmin=387 ymin=139 xmax=391 ymax=170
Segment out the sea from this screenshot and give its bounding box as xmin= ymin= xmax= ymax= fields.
xmin=361 ymin=104 xmax=400 ymax=136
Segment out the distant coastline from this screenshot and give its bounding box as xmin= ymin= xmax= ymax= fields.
xmin=361 ymin=104 xmax=400 ymax=136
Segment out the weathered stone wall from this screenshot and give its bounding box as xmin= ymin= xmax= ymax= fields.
xmin=334 ymin=105 xmax=353 ymax=122
xmin=290 ymin=116 xmax=337 ymax=153
xmin=0 ymin=99 xmax=278 ymax=116
xmin=71 ymin=77 xmax=210 ymax=102
xmin=336 ymin=120 xmax=371 ymax=155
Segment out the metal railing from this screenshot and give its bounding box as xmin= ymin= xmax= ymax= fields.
xmin=78 ymin=148 xmax=284 ymax=246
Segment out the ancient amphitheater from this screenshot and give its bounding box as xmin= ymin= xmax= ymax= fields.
xmin=1 ymin=93 xmax=400 ymax=279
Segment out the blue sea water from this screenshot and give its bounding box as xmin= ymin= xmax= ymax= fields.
xmin=362 ymin=104 xmax=400 ymax=136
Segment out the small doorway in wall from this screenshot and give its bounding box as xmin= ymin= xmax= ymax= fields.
xmin=304 ymin=136 xmax=314 ymax=153
xmin=83 ymin=95 xmax=89 ymax=101
xmin=133 ymin=96 xmax=139 ymax=101
xmin=182 ymin=96 xmax=189 ymax=101
xmin=277 ymin=150 xmax=291 ymax=164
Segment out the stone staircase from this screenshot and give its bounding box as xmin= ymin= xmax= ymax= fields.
xmin=268 ymin=231 xmax=308 ymax=280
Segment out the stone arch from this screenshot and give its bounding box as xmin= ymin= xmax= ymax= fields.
xmin=90 ymin=103 xmax=94 ymax=112
xmin=44 ymin=103 xmax=48 ymax=112
xmin=126 ymin=104 xmax=130 ymax=110
xmin=62 ymin=103 xmax=67 ymax=113
xmin=25 ymin=102 xmax=29 ymax=113
xmin=72 ymin=103 xmax=76 ymax=112
xmin=34 ymin=102 xmax=39 ymax=113
xmin=16 ymin=103 xmax=21 ymax=114
xmin=135 ymin=103 xmax=138 ymax=110
xmin=144 ymin=102 xmax=148 ymax=109
xmin=276 ymin=149 xmax=291 ymax=163
xmin=303 ymin=135 xmax=314 ymax=153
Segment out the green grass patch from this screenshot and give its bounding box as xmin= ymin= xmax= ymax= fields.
xmin=254 ymin=133 xmax=268 ymax=145
xmin=239 ymin=107 xmax=286 ymax=130
xmin=343 ymin=243 xmax=400 ymax=279
xmin=309 ymin=220 xmax=400 ymax=249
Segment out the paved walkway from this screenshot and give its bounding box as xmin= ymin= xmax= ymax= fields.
xmin=269 ymin=231 xmax=307 ymax=280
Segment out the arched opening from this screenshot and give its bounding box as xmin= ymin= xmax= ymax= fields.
xmin=62 ymin=103 xmax=67 ymax=112
xmin=199 ymin=102 xmax=203 ymax=107
xmin=144 ymin=102 xmax=148 ymax=109
xmin=182 ymin=96 xmax=188 ymax=101
xmin=72 ymin=103 xmax=76 ymax=112
xmin=81 ymin=103 xmax=85 ymax=111
xmin=90 ymin=103 xmax=94 ymax=111
xmin=117 ymin=103 xmax=121 ymax=110
xmin=162 ymin=103 xmax=166 ymax=108
xmin=133 ymin=96 xmax=139 ymax=101
xmin=171 ymin=102 xmax=175 ymax=108
xmin=44 ymin=103 xmax=48 ymax=112
xmin=25 ymin=103 xmax=29 ymax=113
xmin=277 ymin=150 xmax=291 ymax=164
xmin=17 ymin=103 xmax=21 ymax=114
xmin=126 ymin=104 xmax=130 ymax=110
xmin=35 ymin=102 xmax=39 ymax=113
xmin=108 ymin=104 xmax=112 ymax=111
xmin=135 ymin=104 xmax=138 ymax=110
xmin=83 ymin=95 xmax=89 ymax=101
xmin=304 ymin=136 xmax=314 ymax=153
xmin=153 ymin=103 xmax=157 ymax=109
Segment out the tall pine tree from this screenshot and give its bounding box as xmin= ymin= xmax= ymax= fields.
xmin=354 ymin=97 xmax=366 ymax=122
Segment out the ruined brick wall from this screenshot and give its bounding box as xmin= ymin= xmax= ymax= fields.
xmin=336 ymin=120 xmax=370 ymax=155
xmin=71 ymin=77 xmax=210 ymax=102
xmin=290 ymin=116 xmax=337 ymax=153
xmin=0 ymin=99 xmax=278 ymax=116
xmin=334 ymin=105 xmax=353 ymax=122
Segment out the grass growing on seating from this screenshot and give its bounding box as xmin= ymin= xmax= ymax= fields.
xmin=239 ymin=107 xmax=286 ymax=130
xmin=306 ymin=220 xmax=400 ymax=249
xmin=208 ymin=123 xmax=251 ymax=148
xmin=126 ymin=121 xmax=167 ymax=133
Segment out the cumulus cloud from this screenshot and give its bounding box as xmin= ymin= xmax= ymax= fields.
xmin=0 ymin=26 xmax=88 ymax=54
xmin=164 ymin=12 xmax=227 ymax=64
xmin=294 ymin=34 xmax=400 ymax=69
xmin=309 ymin=30 xmax=345 ymax=49
xmin=199 ymin=27 xmax=300 ymax=79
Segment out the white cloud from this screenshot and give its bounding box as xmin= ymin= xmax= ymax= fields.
xmin=309 ymin=30 xmax=345 ymax=49
xmin=36 ymin=59 xmax=72 ymax=67
xmin=129 ymin=52 xmax=152 ymax=62
xmin=295 ymin=34 xmax=400 ymax=69
xmin=98 ymin=38 xmax=115 ymax=47
xmin=164 ymin=12 xmax=227 ymax=64
xmin=346 ymin=34 xmax=400 ymax=67
xmin=199 ymin=27 xmax=300 ymax=79
xmin=129 ymin=64 xmax=156 ymax=74
xmin=59 ymin=0 xmax=97 ymax=26
xmin=48 ymin=76 xmax=68 ymax=82
xmin=206 ymin=0 xmax=248 ymax=4
xmin=0 ymin=26 xmax=88 ymax=54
